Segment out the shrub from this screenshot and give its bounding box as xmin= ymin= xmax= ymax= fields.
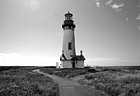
xmin=117 ymin=74 xmax=140 ymax=84
xmin=87 ymin=68 xmax=98 ymax=73
xmin=85 ymin=74 xmax=94 ymax=80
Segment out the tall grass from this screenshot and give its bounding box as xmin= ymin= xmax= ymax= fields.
xmin=79 ymin=71 xmax=140 ymax=96
xmin=0 ymin=68 xmax=59 ymax=96
xmin=40 ymin=68 xmax=87 ymax=78
xmin=117 ymin=74 xmax=140 ymax=84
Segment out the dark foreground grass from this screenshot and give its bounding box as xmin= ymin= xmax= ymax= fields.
xmin=79 ymin=70 xmax=140 ymax=96
xmin=0 ymin=68 xmax=59 ymax=96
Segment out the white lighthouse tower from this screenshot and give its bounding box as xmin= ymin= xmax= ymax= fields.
xmin=60 ymin=12 xmax=85 ymax=68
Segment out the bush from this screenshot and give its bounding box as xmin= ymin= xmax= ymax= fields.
xmin=0 ymin=66 xmax=21 ymax=72
xmin=87 ymin=68 xmax=98 ymax=73
xmin=85 ymin=74 xmax=94 ymax=80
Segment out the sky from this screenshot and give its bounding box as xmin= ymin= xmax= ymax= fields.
xmin=0 ymin=0 xmax=140 ymax=66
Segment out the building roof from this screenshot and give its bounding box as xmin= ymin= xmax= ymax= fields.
xmin=72 ymin=55 xmax=86 ymax=60
xmin=60 ymin=54 xmax=67 ymax=61
xmin=60 ymin=53 xmax=85 ymax=61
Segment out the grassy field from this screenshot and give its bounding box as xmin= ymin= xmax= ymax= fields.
xmin=79 ymin=67 xmax=140 ymax=96
xmin=0 ymin=67 xmax=59 ymax=96
xmin=30 ymin=66 xmax=140 ymax=96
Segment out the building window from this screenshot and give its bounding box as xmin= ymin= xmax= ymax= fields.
xmin=68 ymin=42 xmax=72 ymax=50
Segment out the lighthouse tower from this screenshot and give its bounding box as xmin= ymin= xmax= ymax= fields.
xmin=60 ymin=12 xmax=85 ymax=68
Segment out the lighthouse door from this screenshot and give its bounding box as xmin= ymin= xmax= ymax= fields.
xmin=72 ymin=62 xmax=75 ymax=68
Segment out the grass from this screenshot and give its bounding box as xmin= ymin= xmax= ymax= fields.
xmin=40 ymin=68 xmax=88 ymax=78
xmin=53 ymin=68 xmax=87 ymax=78
xmin=0 ymin=67 xmax=59 ymax=96
xmin=40 ymin=66 xmax=140 ymax=96
xmin=79 ymin=69 xmax=140 ymax=96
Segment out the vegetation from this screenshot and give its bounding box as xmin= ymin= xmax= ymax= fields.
xmin=0 ymin=67 xmax=59 ymax=96
xmin=39 ymin=66 xmax=140 ymax=96
xmin=79 ymin=69 xmax=140 ymax=96
xmin=0 ymin=66 xmax=39 ymax=72
xmin=39 ymin=67 xmax=58 ymax=75
xmin=40 ymin=68 xmax=88 ymax=78
xmin=54 ymin=68 xmax=87 ymax=78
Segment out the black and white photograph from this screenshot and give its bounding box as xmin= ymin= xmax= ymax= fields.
xmin=0 ymin=0 xmax=140 ymax=96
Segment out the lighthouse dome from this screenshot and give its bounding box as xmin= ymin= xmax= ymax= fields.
xmin=65 ymin=11 xmax=73 ymax=20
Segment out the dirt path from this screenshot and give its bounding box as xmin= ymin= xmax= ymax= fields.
xmin=33 ymin=69 xmax=98 ymax=96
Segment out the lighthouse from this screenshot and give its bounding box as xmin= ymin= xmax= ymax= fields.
xmin=60 ymin=12 xmax=85 ymax=68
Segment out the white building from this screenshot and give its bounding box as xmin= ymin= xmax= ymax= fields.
xmin=60 ymin=12 xmax=85 ymax=68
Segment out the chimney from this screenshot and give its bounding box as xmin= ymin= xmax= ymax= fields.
xmin=80 ymin=50 xmax=83 ymax=55
xmin=62 ymin=50 xmax=64 ymax=54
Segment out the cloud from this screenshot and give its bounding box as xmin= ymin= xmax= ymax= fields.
xmin=0 ymin=53 xmax=57 ymax=66
xmin=0 ymin=53 xmax=22 ymax=66
xmin=92 ymin=0 xmax=125 ymax=11
xmin=136 ymin=14 xmax=140 ymax=21
xmin=87 ymin=58 xmax=118 ymax=62
xmin=137 ymin=26 xmax=140 ymax=30
xmin=106 ymin=0 xmax=113 ymax=5
xmin=110 ymin=3 xmax=124 ymax=11
xmin=94 ymin=0 xmax=100 ymax=7
xmin=111 ymin=3 xmax=124 ymax=9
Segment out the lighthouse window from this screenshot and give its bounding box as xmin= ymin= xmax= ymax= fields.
xmin=71 ymin=26 xmax=73 ymax=30
xmin=65 ymin=26 xmax=68 ymax=29
xmin=68 ymin=42 xmax=72 ymax=50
